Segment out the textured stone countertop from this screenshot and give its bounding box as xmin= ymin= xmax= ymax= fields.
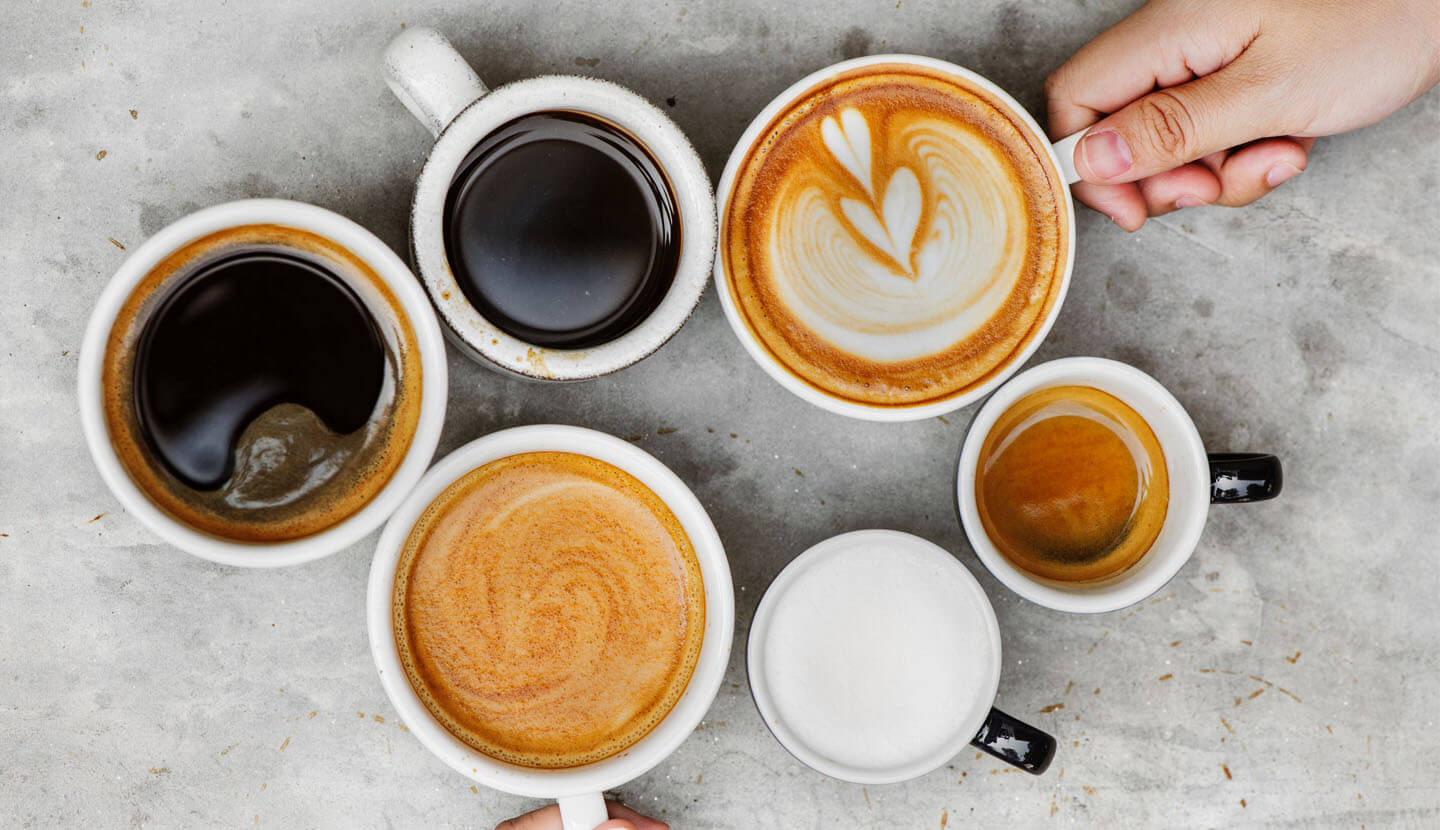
xmin=3 ymin=1 xmax=1438 ymax=827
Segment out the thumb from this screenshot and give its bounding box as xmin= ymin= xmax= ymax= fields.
xmin=1073 ymin=60 xmax=1283 ymax=184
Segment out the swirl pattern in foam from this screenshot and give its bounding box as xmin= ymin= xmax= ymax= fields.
xmin=393 ymin=452 xmax=705 ymax=769
xmin=724 ymin=65 xmax=1068 ymax=407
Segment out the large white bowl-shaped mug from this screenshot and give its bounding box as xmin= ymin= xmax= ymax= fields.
xmin=957 ymin=357 xmax=1283 ymax=613
xmin=367 ymin=425 xmax=735 ymax=830
xmin=713 ymin=54 xmax=1088 ymax=422
xmin=77 ymin=199 xmax=449 ymax=567
xmin=382 ymin=27 xmax=717 ymax=381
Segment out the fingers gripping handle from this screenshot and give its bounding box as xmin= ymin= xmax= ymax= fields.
xmin=382 ymin=26 xmax=489 ymax=137
xmin=558 ymin=793 xmax=609 ymax=830
xmin=1052 ymin=130 xmax=1086 ymax=185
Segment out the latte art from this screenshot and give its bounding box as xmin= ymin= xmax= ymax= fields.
xmin=777 ymin=106 xmax=1030 ymax=362
xmin=724 ymin=65 xmax=1068 ymax=407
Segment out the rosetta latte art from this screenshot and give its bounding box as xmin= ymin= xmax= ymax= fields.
xmin=724 ymin=66 xmax=1067 ymax=407
xmin=774 ymin=106 xmax=1029 ymax=363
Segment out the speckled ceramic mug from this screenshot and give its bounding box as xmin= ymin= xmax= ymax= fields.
xmin=382 ymin=27 xmax=716 ymax=381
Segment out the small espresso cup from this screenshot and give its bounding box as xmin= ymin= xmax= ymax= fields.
xmin=747 ymin=530 xmax=1055 ymax=783
xmin=956 ymin=357 xmax=1283 ymax=613
xmin=367 ymin=425 xmax=734 ymax=830
xmin=77 ymin=199 xmax=448 ymax=567
xmin=382 ymin=27 xmax=716 ymax=381
xmin=714 ymin=54 xmax=1088 ymax=421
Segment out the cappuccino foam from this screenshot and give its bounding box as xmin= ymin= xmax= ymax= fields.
xmin=756 ymin=537 xmax=995 ymax=774
xmin=723 ymin=65 xmax=1068 ymax=407
xmin=394 ymin=452 xmax=705 ymax=769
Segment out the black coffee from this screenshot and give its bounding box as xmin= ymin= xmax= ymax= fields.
xmin=133 ymin=248 xmax=384 ymax=490
xmin=442 ymin=111 xmax=680 ymax=349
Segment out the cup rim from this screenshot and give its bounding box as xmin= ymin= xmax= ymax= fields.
xmin=955 ymin=357 xmax=1211 ymax=613
xmin=409 ymin=75 xmax=717 ymax=381
xmin=745 ymin=529 xmax=1002 ymax=784
xmin=76 ymin=198 xmax=448 ymax=568
xmin=365 ymin=424 xmax=735 ymax=799
xmin=712 ymin=53 xmax=1077 ymax=422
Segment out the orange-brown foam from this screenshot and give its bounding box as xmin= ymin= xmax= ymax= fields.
xmin=976 ymin=386 xmax=1169 ymax=582
xmin=393 ymin=451 xmax=705 ymax=769
xmin=723 ymin=65 xmax=1069 ymax=407
xmin=100 ymin=224 xmax=423 ymax=542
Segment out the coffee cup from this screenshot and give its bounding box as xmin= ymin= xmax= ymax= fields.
xmin=747 ymin=529 xmax=1055 ymax=782
xmin=714 ymin=54 xmax=1088 ymax=421
xmin=366 ymin=425 xmax=734 ymax=830
xmin=77 ymin=199 xmax=448 ymax=567
xmin=956 ymin=357 xmax=1282 ymax=613
xmin=382 ymin=28 xmax=716 ymax=381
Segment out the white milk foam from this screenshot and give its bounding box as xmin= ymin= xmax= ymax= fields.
xmin=758 ymin=538 xmax=995 ymax=773
xmin=772 ymin=107 xmax=1028 ymax=362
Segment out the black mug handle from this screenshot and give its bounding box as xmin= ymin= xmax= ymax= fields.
xmin=970 ymin=707 xmax=1055 ymax=775
xmin=1209 ymin=453 xmax=1283 ymax=503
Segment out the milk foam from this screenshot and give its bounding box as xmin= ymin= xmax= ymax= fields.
xmin=758 ymin=539 xmax=995 ymax=773
xmin=772 ymin=107 xmax=1028 ymax=362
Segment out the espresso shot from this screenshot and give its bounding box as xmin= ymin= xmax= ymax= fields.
xmin=442 ymin=111 xmax=681 ymax=349
xmin=101 ymin=224 xmax=424 ymax=542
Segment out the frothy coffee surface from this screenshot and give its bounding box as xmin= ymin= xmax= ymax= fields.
xmin=976 ymin=385 xmax=1169 ymax=582
xmin=724 ymin=65 xmax=1068 ymax=407
xmin=758 ymin=539 xmax=994 ymax=773
xmin=393 ymin=452 xmax=705 ymax=769
xmin=101 ymin=224 xmax=422 ymax=542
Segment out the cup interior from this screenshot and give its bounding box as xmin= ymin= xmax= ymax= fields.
xmin=712 ymin=53 xmax=1076 ymax=422
xmin=411 ymin=76 xmax=716 ymax=381
xmin=76 ymin=199 xmax=448 ymax=567
xmin=746 ymin=530 xmax=1002 ymax=784
xmin=366 ymin=425 xmax=734 ymax=799
xmin=956 ymin=357 xmax=1210 ymax=613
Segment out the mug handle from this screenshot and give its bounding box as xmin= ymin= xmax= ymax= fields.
xmin=382 ymin=26 xmax=490 ymax=138
xmin=1052 ymin=130 xmax=1086 ymax=186
xmin=1209 ymin=453 xmax=1283 ymax=503
xmin=557 ymin=793 xmax=609 ymax=830
xmin=971 ymin=707 xmax=1056 ymax=775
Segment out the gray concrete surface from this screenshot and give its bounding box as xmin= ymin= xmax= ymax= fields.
xmin=3 ymin=0 xmax=1438 ymax=827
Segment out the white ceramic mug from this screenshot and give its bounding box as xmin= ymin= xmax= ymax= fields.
xmin=77 ymin=199 xmax=449 ymax=568
xmin=746 ymin=529 xmax=1054 ymax=783
xmin=366 ymin=425 xmax=735 ymax=830
xmin=713 ymin=54 xmax=1086 ymax=422
xmin=382 ymin=27 xmax=716 ymax=381
xmin=956 ymin=357 xmax=1283 ymax=613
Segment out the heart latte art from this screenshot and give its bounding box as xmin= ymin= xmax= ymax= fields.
xmin=723 ymin=65 xmax=1069 ymax=407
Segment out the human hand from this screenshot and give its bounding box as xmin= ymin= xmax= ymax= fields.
xmin=494 ymin=800 xmax=668 ymax=830
xmin=1045 ymin=0 xmax=1440 ymax=230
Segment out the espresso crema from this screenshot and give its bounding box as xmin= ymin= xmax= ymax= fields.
xmin=393 ymin=452 xmax=705 ymax=769
xmin=101 ymin=224 xmax=422 ymax=542
xmin=723 ymin=64 xmax=1069 ymax=407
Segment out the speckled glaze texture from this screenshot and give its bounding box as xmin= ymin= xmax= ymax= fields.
xmin=3 ymin=0 xmax=1439 ymax=827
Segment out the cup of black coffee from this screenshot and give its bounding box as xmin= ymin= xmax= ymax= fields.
xmin=78 ymin=199 xmax=449 ymax=566
xmin=382 ymin=27 xmax=715 ymax=380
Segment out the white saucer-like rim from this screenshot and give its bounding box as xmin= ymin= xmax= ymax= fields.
xmin=76 ymin=199 xmax=448 ymax=568
xmin=366 ymin=425 xmax=735 ymax=798
xmin=712 ymin=53 xmax=1076 ymax=422
xmin=745 ymin=529 xmax=1003 ymax=784
xmin=412 ymin=75 xmax=717 ymax=381
xmin=956 ymin=357 xmax=1211 ymax=613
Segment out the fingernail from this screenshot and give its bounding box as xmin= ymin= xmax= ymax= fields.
xmin=1080 ymin=129 xmax=1132 ymax=179
xmin=1174 ymin=195 xmax=1208 ymax=209
xmin=1266 ymin=162 xmax=1302 ymax=188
